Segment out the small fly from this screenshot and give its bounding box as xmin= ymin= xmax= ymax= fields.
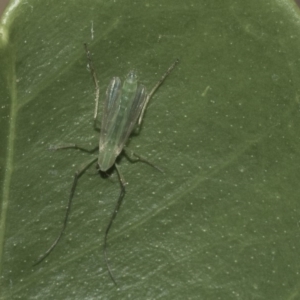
xmin=34 ymin=44 xmax=179 ymax=284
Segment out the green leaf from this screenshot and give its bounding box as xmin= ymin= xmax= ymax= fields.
xmin=1 ymin=0 xmax=300 ymax=298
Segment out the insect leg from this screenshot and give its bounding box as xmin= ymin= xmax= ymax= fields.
xmin=49 ymin=144 xmax=99 ymax=154
xmin=34 ymin=156 xmax=98 ymax=265
xmin=124 ymin=148 xmax=164 ymax=173
xmin=84 ymin=43 xmax=100 ymax=131
xmin=138 ymin=59 xmax=179 ymax=125
xmin=104 ymin=164 xmax=126 ymax=285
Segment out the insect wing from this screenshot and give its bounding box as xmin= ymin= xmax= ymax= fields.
xmin=117 ymin=84 xmax=147 ymax=150
xmin=99 ymin=74 xmax=147 ymax=171
xmin=98 ymin=77 xmax=122 ymax=170
xmin=101 ymin=77 xmax=122 ymax=134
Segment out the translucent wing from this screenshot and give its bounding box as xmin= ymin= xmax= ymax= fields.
xmin=98 ymin=72 xmax=147 ymax=171
xmin=117 ymin=84 xmax=146 ymax=149
xmin=100 ymin=76 xmax=122 ymax=139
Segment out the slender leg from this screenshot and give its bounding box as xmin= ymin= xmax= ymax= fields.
xmin=103 ymin=164 xmax=126 ymax=285
xmin=34 ymin=156 xmax=98 ymax=265
xmin=124 ymin=148 xmax=164 ymax=173
xmin=49 ymin=144 xmax=99 ymax=154
xmin=84 ymin=43 xmax=101 ymax=131
xmin=138 ymin=59 xmax=179 ymax=125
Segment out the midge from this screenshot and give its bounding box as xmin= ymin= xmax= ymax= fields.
xmin=35 ymin=44 xmax=178 ymax=284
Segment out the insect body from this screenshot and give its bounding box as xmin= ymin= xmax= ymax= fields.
xmin=99 ymin=71 xmax=147 ymax=171
xmin=35 ymin=44 xmax=178 ymax=285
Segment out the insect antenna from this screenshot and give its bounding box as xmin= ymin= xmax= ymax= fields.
xmin=103 ymin=164 xmax=126 ymax=285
